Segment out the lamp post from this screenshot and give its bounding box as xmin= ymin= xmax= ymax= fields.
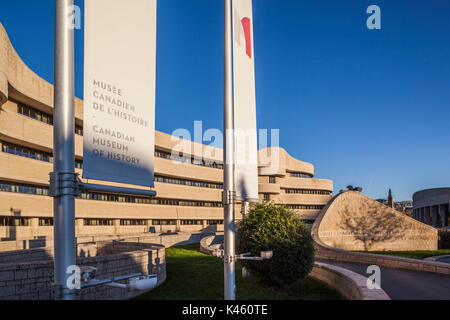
xmin=52 ymin=0 xmax=76 ymax=300
xmin=223 ymin=0 xmax=236 ymax=301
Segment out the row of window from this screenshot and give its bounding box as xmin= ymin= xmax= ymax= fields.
xmin=16 ymin=102 xmax=83 ymax=135
xmin=84 ymin=219 xmax=113 ymax=226
xmin=1 ymin=141 xmax=221 ymax=181
xmin=1 ymin=141 xmax=83 ymax=168
xmin=0 ymin=217 xmax=223 ymax=227
xmin=1 ymin=181 xmax=328 ymax=211
xmin=153 ymin=219 xmax=176 ymax=226
xmin=120 ymin=219 xmax=147 ymax=226
xmin=0 ymin=217 xmax=29 ymax=227
xmin=0 ymin=217 xmax=226 ymax=227
xmin=285 ymin=204 xmax=325 ymax=210
xmin=155 ymin=150 xmax=223 ymax=170
xmin=1 ymin=140 xmax=52 ymax=162
xmin=79 ymin=192 xmax=223 ymax=207
xmin=0 ymin=181 xmax=49 ymax=196
xmin=17 ymin=103 xmax=53 ymax=125
xmin=289 ymin=172 xmax=313 ymax=178
xmin=180 ymin=220 xmax=203 ymax=225
xmin=14 ymin=101 xmax=224 ymax=170
xmin=39 ymin=218 xmax=53 ymax=226
xmin=154 ymin=175 xmax=222 ymax=189
xmin=1 ymin=141 xmax=220 ymax=188
xmin=0 ymin=181 xmax=223 ymax=207
xmin=285 ymin=189 xmax=331 ymax=195
xmin=1 ymin=142 xmax=330 ymax=196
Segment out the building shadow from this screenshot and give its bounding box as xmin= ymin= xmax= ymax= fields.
xmin=1 ymin=207 xmax=21 ymax=241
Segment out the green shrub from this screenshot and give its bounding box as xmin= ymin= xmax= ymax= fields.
xmin=236 ymin=202 xmax=315 ymax=288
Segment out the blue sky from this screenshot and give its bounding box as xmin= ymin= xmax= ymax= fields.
xmin=1 ymin=0 xmax=449 ymax=201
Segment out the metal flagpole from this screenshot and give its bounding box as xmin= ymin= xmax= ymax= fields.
xmin=52 ymin=0 xmax=77 ymax=300
xmin=223 ymin=0 xmax=236 ymax=301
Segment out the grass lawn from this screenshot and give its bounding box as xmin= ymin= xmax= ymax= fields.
xmin=358 ymin=249 xmax=450 ymax=260
xmin=135 ymin=244 xmax=343 ymax=300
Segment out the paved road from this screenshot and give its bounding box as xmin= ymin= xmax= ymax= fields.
xmin=318 ymin=259 xmax=450 ymax=300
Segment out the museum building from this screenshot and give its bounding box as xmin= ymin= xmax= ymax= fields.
xmin=0 ymin=23 xmax=333 ymax=240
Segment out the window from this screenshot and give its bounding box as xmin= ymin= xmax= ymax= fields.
xmin=289 ymin=172 xmax=313 ymax=178
xmin=0 ymin=181 xmax=49 ymax=196
xmin=155 ymin=149 xmax=223 ymax=170
xmin=285 ymin=204 xmax=325 ymax=210
xmin=0 ymin=181 xmax=222 ymax=208
xmin=39 ymin=218 xmax=54 ymax=226
xmin=269 ymin=176 xmax=276 ymax=184
xmin=120 ymin=219 xmax=146 ymax=226
xmin=75 ymin=159 xmax=83 ymax=169
xmin=285 ymin=189 xmax=331 ymax=195
xmin=75 ymin=125 xmax=84 ymax=136
xmin=152 ymin=220 xmax=176 ymax=226
xmin=84 ymin=219 xmax=114 ymax=226
xmin=0 ymin=216 xmax=29 ymax=226
xmin=17 ymin=103 xmax=53 ymax=125
xmin=207 ymin=220 xmax=224 ymax=225
xmin=263 ymin=194 xmax=270 ymax=201
xmin=1 ymin=141 xmax=53 ymax=163
xmin=181 ymin=220 xmax=203 ymax=225
xmin=154 ymin=175 xmax=222 ymax=189
xmin=15 ymin=100 xmax=83 ymax=135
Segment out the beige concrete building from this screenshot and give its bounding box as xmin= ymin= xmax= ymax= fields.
xmin=0 ymin=23 xmax=333 ymax=240
xmin=413 ymin=188 xmax=450 ymax=229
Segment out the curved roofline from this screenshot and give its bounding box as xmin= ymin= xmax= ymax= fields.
xmin=413 ymin=187 xmax=450 ymax=198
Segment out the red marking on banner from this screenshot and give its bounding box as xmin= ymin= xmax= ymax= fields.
xmin=241 ymin=18 xmax=252 ymax=59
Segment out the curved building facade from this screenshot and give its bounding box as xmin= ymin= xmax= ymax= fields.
xmin=0 ymin=23 xmax=333 ymax=240
xmin=413 ymin=188 xmax=450 ymax=228
xmin=258 ymin=147 xmax=333 ymax=222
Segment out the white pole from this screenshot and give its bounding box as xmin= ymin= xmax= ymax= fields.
xmin=53 ymin=0 xmax=76 ymax=300
xmin=223 ymin=0 xmax=236 ymax=300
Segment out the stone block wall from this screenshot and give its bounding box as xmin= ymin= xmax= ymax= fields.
xmin=311 ymin=196 xmax=450 ymax=276
xmin=0 ymin=241 xmax=166 ymax=300
xmin=316 ymin=191 xmax=438 ymax=251
xmin=0 ymin=231 xmax=208 ymax=253
xmin=310 ymin=262 xmax=390 ymax=300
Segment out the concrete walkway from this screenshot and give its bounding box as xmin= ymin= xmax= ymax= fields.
xmin=425 ymin=255 xmax=450 ymax=264
xmin=318 ymin=259 xmax=450 ymax=300
xmin=435 ymin=256 xmax=450 ymax=264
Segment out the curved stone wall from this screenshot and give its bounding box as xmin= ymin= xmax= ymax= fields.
xmin=316 ymin=191 xmax=438 ymax=251
xmin=310 ymin=262 xmax=390 ymax=300
xmin=312 ymin=192 xmax=450 ymax=275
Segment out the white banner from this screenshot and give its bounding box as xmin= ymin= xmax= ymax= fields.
xmin=83 ymin=0 xmax=157 ymax=187
xmin=232 ymin=0 xmax=259 ymax=201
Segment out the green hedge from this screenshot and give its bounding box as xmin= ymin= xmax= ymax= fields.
xmin=236 ymin=203 xmax=315 ymax=288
